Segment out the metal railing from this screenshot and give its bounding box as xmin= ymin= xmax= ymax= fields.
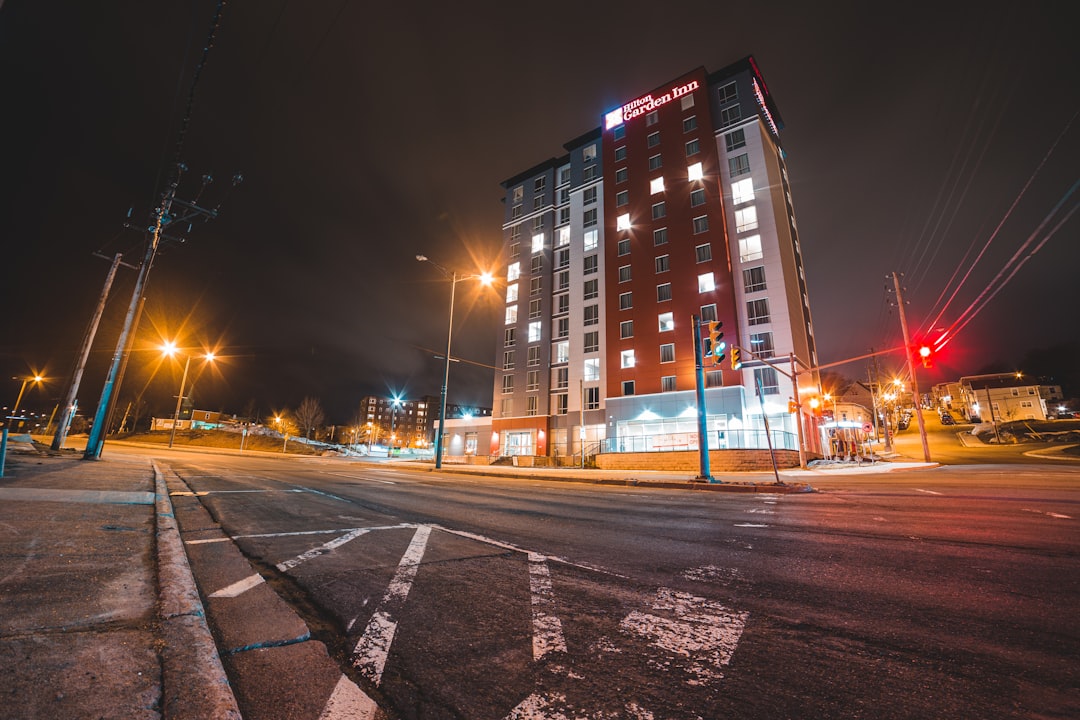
xmin=601 ymin=429 xmax=798 ymax=454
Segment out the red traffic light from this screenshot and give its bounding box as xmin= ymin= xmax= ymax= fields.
xmin=918 ymin=344 xmax=933 ymax=368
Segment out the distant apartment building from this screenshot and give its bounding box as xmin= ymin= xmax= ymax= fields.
xmin=486 ymin=56 xmax=820 ymax=459
xmin=357 ymin=395 xmax=491 ymax=447
xmin=958 ymin=375 xmax=1064 ymax=422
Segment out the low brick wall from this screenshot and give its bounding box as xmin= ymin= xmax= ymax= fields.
xmin=595 ymin=448 xmax=801 ymax=472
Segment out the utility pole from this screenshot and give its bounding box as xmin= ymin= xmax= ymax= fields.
xmin=691 ymin=315 xmax=714 ymax=482
xmin=891 ymin=272 xmax=931 ymax=463
xmin=51 ymin=253 xmax=126 ymax=450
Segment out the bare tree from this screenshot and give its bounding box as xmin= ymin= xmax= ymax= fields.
xmin=294 ymin=396 xmax=325 ymax=439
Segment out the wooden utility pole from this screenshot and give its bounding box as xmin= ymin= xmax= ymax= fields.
xmin=891 ymin=272 xmax=931 ymax=463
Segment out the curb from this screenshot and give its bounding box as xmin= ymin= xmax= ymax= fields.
xmin=154 ymin=463 xmax=243 ymax=720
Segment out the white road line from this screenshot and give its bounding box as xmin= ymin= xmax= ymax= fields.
xmin=277 ymin=528 xmax=372 ymax=572
xmin=317 ymin=674 xmax=379 ymax=720
xmin=209 ymin=573 xmax=265 ymax=598
xmin=733 ymin=523 xmax=768 ymax=528
xmin=1022 ymin=508 xmax=1073 ymax=519
xmin=915 ymin=489 xmax=943 ymax=495
xmin=352 ymin=524 xmax=432 ymax=685
xmin=186 ymin=537 xmax=231 ymax=545
xmin=434 ymin=525 xmax=628 ymax=578
xmin=234 ymin=523 xmax=414 ymax=540
xmin=528 ymin=553 xmax=567 ymax=660
xmin=321 ymin=471 xmax=396 ymax=485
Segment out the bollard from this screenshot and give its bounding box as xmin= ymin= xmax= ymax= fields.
xmin=0 ymin=427 xmax=8 ymax=477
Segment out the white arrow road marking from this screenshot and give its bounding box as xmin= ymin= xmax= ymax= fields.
xmin=916 ymin=489 xmax=943 ymax=495
xmin=317 ymin=674 xmax=379 ymax=720
xmin=209 ymin=573 xmax=265 ymax=598
xmin=352 ymin=524 xmax=432 ymax=685
xmin=1022 ymin=508 xmax=1073 ymax=519
xmin=621 ymin=587 xmax=748 ymax=685
xmin=528 ymin=553 xmax=567 ymax=660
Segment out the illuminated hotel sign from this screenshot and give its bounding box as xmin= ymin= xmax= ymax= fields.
xmin=605 ymin=79 xmax=700 ymax=129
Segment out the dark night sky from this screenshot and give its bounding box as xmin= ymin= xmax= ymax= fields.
xmin=1 ymin=1 xmax=1077 ymax=425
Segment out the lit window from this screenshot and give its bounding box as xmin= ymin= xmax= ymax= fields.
xmin=736 ymin=206 xmax=758 ymax=232
xmin=555 ymin=341 xmax=569 ymax=364
xmin=583 ymin=229 xmax=598 ymax=251
xmin=660 ymin=344 xmax=675 ymax=363
xmin=532 ymin=233 xmax=544 ymax=253
xmin=556 ymin=226 xmax=570 ymax=246
xmin=658 ymin=312 xmax=674 ymax=332
xmin=528 ymin=321 xmax=542 ymax=342
xmin=698 ymin=272 xmax=716 ymax=292
xmin=680 ymin=93 xmax=695 ymax=110
xmin=506 ymin=284 xmax=518 ymax=303
xmin=650 ymin=177 xmax=665 ymax=194
xmin=688 ymin=162 xmax=703 ymax=181
xmin=505 ymin=306 xmax=518 ymax=325
xmin=732 ymin=178 xmax=754 ymax=205
xmin=507 ymin=262 xmax=520 ymax=281
xmin=621 ymin=349 xmax=635 ymax=368
xmin=584 ymin=358 xmax=600 ymax=381
xmin=739 ymin=235 xmax=763 ymax=262
xmin=617 ymin=213 xmax=631 ymax=231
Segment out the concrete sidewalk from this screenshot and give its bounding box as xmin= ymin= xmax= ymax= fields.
xmin=0 ymin=448 xmax=239 ymax=719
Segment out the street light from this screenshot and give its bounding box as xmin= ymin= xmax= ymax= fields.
xmin=10 ymin=375 xmax=44 ymax=418
xmin=161 ymin=342 xmax=214 ymax=449
xmin=416 ymin=254 xmax=493 ymax=469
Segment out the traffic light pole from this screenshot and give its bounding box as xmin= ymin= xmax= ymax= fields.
xmin=691 ymin=315 xmax=714 ymax=482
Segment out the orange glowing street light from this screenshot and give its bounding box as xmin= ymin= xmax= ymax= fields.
xmin=161 ymin=342 xmax=215 ymax=448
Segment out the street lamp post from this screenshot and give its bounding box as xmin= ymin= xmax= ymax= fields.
xmin=10 ymin=375 xmax=44 ymax=419
xmin=416 ymin=254 xmax=492 ymax=469
xmin=162 ymin=343 xmax=214 ymax=449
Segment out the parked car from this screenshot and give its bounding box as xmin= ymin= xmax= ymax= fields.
xmin=940 ymin=413 xmax=956 ymax=425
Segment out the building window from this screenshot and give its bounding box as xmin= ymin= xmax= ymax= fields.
xmin=507 ymin=261 xmax=521 ymax=281
xmin=505 ymin=306 xmax=518 ymax=325
xmin=583 ymin=304 xmax=598 ymax=326
xmin=646 ymin=110 xmax=659 ymax=126
xmin=614 ymin=145 xmax=627 ymax=161
xmin=504 ymin=327 xmax=516 ymax=346
xmin=698 ymin=272 xmax=716 ymax=292
xmin=556 ymin=293 xmax=569 ymax=315
xmin=506 ymin=283 xmax=519 ymax=303
xmin=747 ymin=298 xmax=771 ymax=325
xmin=705 ymin=369 xmax=723 ymax=388
xmin=653 ymin=227 xmax=668 ymax=246
xmin=659 ymin=344 xmax=675 ymax=363
xmin=509 ymin=242 xmax=520 ymax=259
xmin=584 ymin=358 xmax=600 ymax=381
xmin=533 ymin=216 xmax=543 ymax=232
xmin=720 ymin=105 xmax=742 ymax=126
xmin=735 ymin=206 xmax=758 ymax=232
xmin=647 ymin=177 xmax=663 ymax=196
xmin=554 ymin=393 xmax=568 ymax=415
xmin=755 ymin=367 xmax=780 ymax=395
xmin=652 ymin=202 xmax=666 ymax=220
xmin=528 ymin=321 xmax=542 ymax=342
xmin=531 ymin=256 xmax=542 ymax=274
xmin=681 ymin=93 xmax=695 ymax=110
xmin=739 ymin=235 xmax=763 ymax=262
xmin=584 ymin=331 xmax=599 ymax=353
xmin=530 ymin=276 xmax=542 ymax=295
xmin=690 ymin=188 xmax=706 ymax=207
xmin=527 ymin=370 xmax=540 ymax=392
xmin=685 ymin=139 xmax=700 ymax=156
xmin=583 ymin=144 xmax=597 ymax=162
xmin=583 ymin=165 xmax=597 ymax=181
xmin=616 ymin=213 xmax=631 ymax=231
xmin=719 ymin=81 xmax=738 ymax=104
xmin=655 ymin=254 xmax=670 ymax=273
xmin=657 ymin=283 xmax=672 ymax=302
xmin=513 ymin=186 xmax=524 ymax=202
xmin=534 ymin=176 xmax=546 ymax=192
xmin=647 ymin=131 xmax=660 ymax=147
xmin=531 ymin=233 xmax=545 ymax=254
xmin=750 ymin=331 xmax=774 ymax=358
xmin=583 ymin=229 xmax=598 ymax=251
xmin=554 ymin=341 xmax=569 ymax=364
xmin=584 ymin=208 xmax=598 ymax=227
xmin=556 ymin=316 xmax=569 ymax=338
xmin=616 ymin=190 xmax=629 ymax=207
xmin=612 ymin=124 xmax=625 ymax=141
xmin=621 ymin=349 xmax=635 ymax=368
xmin=584 ymin=186 xmax=597 ymax=204
xmin=533 ymin=195 xmax=544 ymax=211
xmin=619 ymin=292 xmax=633 ymax=310
xmin=559 ymin=207 xmax=570 ymax=226
xmin=732 ymin=178 xmax=754 ymax=205
xmin=729 ymin=153 xmax=751 ymax=177
xmin=662 ymin=375 xmax=677 ymax=392
xmin=616 ymin=167 xmax=628 ymax=184
xmin=503 ymin=350 xmax=515 ymax=370
xmin=743 ymin=266 xmax=767 ymax=293
xmin=622 ymin=380 xmax=636 ymax=396
xmin=693 ymin=215 xmax=709 ymax=234
xmin=526 ymin=396 xmax=538 ymax=416
xmin=500 ymin=397 xmax=513 ymax=416
xmin=617 ymin=238 xmax=630 ymax=255
xmin=529 ymin=298 xmax=542 ymax=319
xmin=683 ymin=116 xmax=697 ymax=133
xmin=528 ymin=346 xmax=541 ymax=366
xmin=658 ymin=312 xmax=674 ymax=332
xmin=618 ymin=265 xmax=632 ymax=283
xmin=649 ymin=154 xmax=662 ymax=171
xmin=584 ymin=279 xmax=598 ymax=299
xmin=585 ymin=386 xmax=600 ymax=410
xmin=700 ymin=303 xmax=717 ymax=322
xmin=688 ymin=161 xmax=703 ymax=182
xmin=695 ymin=243 xmax=712 ymax=263
xmin=620 ymin=320 xmax=634 ymax=339
xmin=502 ymin=375 xmax=514 ymax=394
xmin=511 ymin=204 xmax=523 ymax=219
xmin=554 ymin=367 xmax=569 ymax=390
xmin=583 ymin=255 xmax=598 ymax=275
xmin=555 ymin=247 xmax=570 ymax=268
xmin=725 ymin=128 xmax=746 ymax=151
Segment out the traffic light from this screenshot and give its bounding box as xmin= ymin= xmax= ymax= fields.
xmin=730 ymin=347 xmax=742 ymax=370
xmin=918 ymin=344 xmax=933 ymax=368
xmin=707 ymin=321 xmax=725 ymax=363
xmin=787 ymin=400 xmax=798 ymax=414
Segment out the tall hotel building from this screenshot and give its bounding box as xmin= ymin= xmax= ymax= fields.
xmin=488 ymin=57 xmax=819 ymax=459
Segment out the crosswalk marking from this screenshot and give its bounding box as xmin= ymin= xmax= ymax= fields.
xmin=317 ymin=674 xmax=379 ymax=720
xmin=527 ymin=553 xmax=567 ymax=660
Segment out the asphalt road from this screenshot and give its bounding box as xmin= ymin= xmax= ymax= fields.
xmin=147 ymin=449 xmax=1079 ymax=720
